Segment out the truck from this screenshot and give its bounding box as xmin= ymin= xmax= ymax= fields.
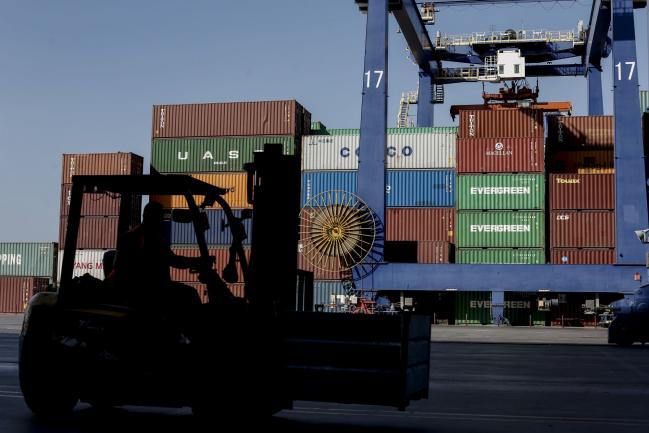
xmin=19 ymin=144 xmax=431 ymax=421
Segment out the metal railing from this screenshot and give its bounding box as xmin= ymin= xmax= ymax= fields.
xmin=435 ymin=29 xmax=585 ymax=48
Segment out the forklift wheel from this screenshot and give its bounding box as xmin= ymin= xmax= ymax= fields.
xmin=20 ymin=336 xmax=78 ymax=418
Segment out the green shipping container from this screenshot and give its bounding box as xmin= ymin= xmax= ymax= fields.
xmin=151 ymin=136 xmax=298 ymax=173
xmin=455 ymin=291 xmax=492 ymax=325
xmin=457 ymin=211 xmax=545 ymax=248
xmin=0 ymin=242 xmax=57 ymax=279
xmin=456 ymin=249 xmax=545 ymax=264
xmin=641 ymin=90 xmax=649 ymax=114
xmin=504 ymin=292 xmax=547 ymax=326
xmin=310 ymin=121 xmax=327 ymax=132
xmin=456 ymin=174 xmax=545 ymax=210
xmin=310 ymin=126 xmax=459 ymax=136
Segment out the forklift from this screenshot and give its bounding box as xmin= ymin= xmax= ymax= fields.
xmin=19 ymin=144 xmax=431 ymax=420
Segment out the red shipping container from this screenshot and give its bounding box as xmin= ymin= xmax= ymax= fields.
xmin=0 ymin=276 xmax=49 ymax=313
xmin=386 ymin=208 xmax=455 ymax=243
xmin=417 ymin=241 xmax=452 ymax=263
xmin=169 ymin=247 xmax=249 ymax=283
xmin=297 ymin=253 xmax=352 ymax=280
xmin=457 ymin=137 xmax=543 ymax=173
xmin=152 ymin=100 xmax=311 ymax=139
xmin=546 ymin=150 xmax=613 ymax=173
xmin=62 ymin=153 xmax=143 ymax=184
xmin=547 ymin=116 xmax=613 ymax=149
xmin=59 ymin=216 xmax=121 ymax=250
xmin=459 ymin=109 xmax=544 ymax=139
xmin=550 ymin=211 xmax=615 ymax=248
xmin=550 ymin=249 xmax=615 ymax=265
xmin=60 ymin=183 xmax=142 ymax=217
xmin=549 ymin=174 xmax=614 ymax=210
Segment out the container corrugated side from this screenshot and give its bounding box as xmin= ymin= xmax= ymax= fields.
xmin=546 ymin=115 xmax=613 ymax=149
xmin=313 ymin=281 xmax=347 ymax=312
xmin=301 ymin=130 xmax=456 ymax=170
xmin=57 ymin=249 xmax=108 ymax=281
xmin=549 ymin=174 xmax=614 ymax=210
xmin=386 ymin=208 xmax=455 ymax=243
xmin=456 ymin=174 xmax=544 ymax=210
xmin=152 ymin=100 xmax=311 ymax=138
xmin=549 ymin=211 xmax=615 ymax=248
xmin=0 ymin=243 xmax=57 ymax=278
xmin=169 ymin=209 xmax=253 ymax=246
xmin=151 ymin=136 xmax=298 ymax=173
xmin=458 ymin=109 xmax=544 ymax=139
xmin=457 ymin=137 xmax=543 ymax=173
xmin=297 ymin=253 xmax=347 ymax=280
xmin=59 ymin=216 xmax=121 ymax=250
xmin=456 ymin=248 xmax=545 ymax=264
xmin=169 ymin=247 xmax=249 ymax=283
xmin=152 ymin=173 xmax=250 ymax=209
xmin=182 ymin=282 xmax=244 ymax=303
xmin=311 ymin=126 xmax=459 ymax=136
xmin=456 ymin=211 xmax=545 ymax=248
xmin=550 ymin=248 xmax=615 ymax=264
xmin=62 ymin=153 xmax=143 ymax=184
xmin=455 ymin=291 xmax=492 ymax=325
xmin=301 ymin=170 xmax=456 ymax=207
xmin=417 ymin=241 xmax=451 ymax=263
xmin=504 ymin=292 xmax=547 ymax=326
xmin=60 ymin=183 xmax=142 ymax=218
xmin=546 ymin=150 xmax=613 ymax=173
xmin=0 ymin=276 xmax=49 ymax=313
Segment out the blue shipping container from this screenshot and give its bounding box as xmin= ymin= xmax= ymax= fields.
xmin=301 ymin=170 xmax=455 ymax=207
xmin=168 ymin=209 xmax=252 ymax=246
xmin=313 ymin=281 xmax=347 ymax=312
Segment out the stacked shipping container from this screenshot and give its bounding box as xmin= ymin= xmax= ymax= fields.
xmin=0 ymin=242 xmax=56 ymax=313
xmin=150 ymin=100 xmax=311 ymax=299
xmin=298 ymin=127 xmax=458 ymax=288
xmin=58 ymin=153 xmax=143 ymax=281
xmin=546 ymin=116 xmax=615 ymax=264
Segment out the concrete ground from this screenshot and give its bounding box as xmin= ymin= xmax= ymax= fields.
xmin=431 ymin=324 xmax=610 ymax=345
xmin=0 ymin=315 xmax=22 ymax=334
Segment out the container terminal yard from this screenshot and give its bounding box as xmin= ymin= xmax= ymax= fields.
xmin=1 ymin=1 xmax=649 ymax=432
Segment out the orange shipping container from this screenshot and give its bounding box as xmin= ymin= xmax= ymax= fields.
xmin=151 ymin=173 xmax=251 ymax=209
xmin=152 ymin=100 xmax=311 ymax=139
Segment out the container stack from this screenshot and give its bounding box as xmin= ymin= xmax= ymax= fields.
xmin=546 ymin=116 xmax=615 ymax=265
xmin=0 ymin=243 xmax=56 ymax=313
xmin=149 ymin=101 xmax=311 ymax=300
xmin=299 ymin=127 xmax=457 ymax=307
xmin=455 ymin=109 xmax=546 ymax=264
xmin=58 ymin=153 xmax=143 ymax=281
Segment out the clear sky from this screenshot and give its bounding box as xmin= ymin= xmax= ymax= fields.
xmin=0 ymin=0 xmax=647 ymax=242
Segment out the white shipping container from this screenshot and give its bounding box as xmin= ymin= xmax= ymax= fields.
xmin=57 ymin=249 xmax=110 ymax=282
xmin=301 ymin=130 xmax=457 ymax=170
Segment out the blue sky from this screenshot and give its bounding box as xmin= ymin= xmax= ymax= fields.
xmin=0 ymin=0 xmax=647 ymax=242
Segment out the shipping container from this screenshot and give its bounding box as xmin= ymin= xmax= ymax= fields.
xmin=310 ymin=126 xmax=458 ymax=136
xmin=182 ymin=282 xmax=244 ymax=304
xmin=417 ymin=241 xmax=452 ymax=264
xmin=456 ymin=211 xmax=545 ymax=248
xmin=455 ymin=291 xmax=492 ymax=325
xmin=151 ymin=172 xmax=250 ymax=209
xmin=386 ymin=208 xmax=455 ymax=243
xmin=547 ymin=116 xmax=613 ymax=149
xmin=456 ymin=174 xmax=544 ymax=210
xmin=641 ymin=90 xmax=649 ymax=114
xmin=152 ymin=100 xmax=311 ymax=138
xmin=169 ymin=247 xmax=249 ymax=283
xmin=59 ymin=216 xmax=121 ymax=250
xmin=577 ymin=168 xmax=615 ymax=174
xmin=549 ymin=210 xmax=615 ymax=248
xmin=546 ymin=150 xmax=613 ymax=173
xmin=458 ymin=109 xmax=544 ymax=139
xmin=504 ymin=292 xmax=547 ymax=326
xmin=0 ymin=242 xmax=57 ymax=279
xmin=313 ymin=281 xmax=347 ymax=312
xmin=150 ymin=136 xmax=298 ymax=173
xmin=310 ymin=121 xmax=327 ymax=133
xmin=60 ymin=183 xmax=142 ymax=218
xmin=0 ymin=276 xmax=49 ymax=313
xmin=456 ymin=137 xmax=543 ymax=173
xmin=297 ymin=253 xmax=348 ymax=280
xmin=301 ymin=129 xmax=457 ymax=170
xmin=169 ymin=209 xmax=252 ymax=246
xmin=550 ymin=248 xmax=615 ymax=264
xmin=56 ymin=249 xmax=109 ymax=281
xmin=301 ymin=170 xmax=456 ymax=207
xmin=456 ymin=248 xmax=545 ymax=264
xmin=548 ymin=174 xmax=614 ymax=210
xmin=62 ymin=153 xmax=143 ymax=184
